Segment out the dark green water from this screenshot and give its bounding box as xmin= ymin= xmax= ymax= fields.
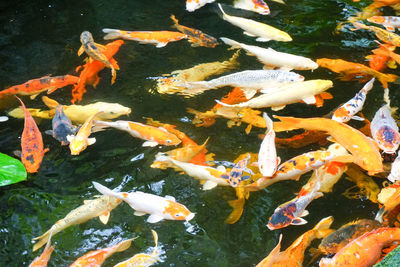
xmin=0 ymin=0 xmax=396 ymax=266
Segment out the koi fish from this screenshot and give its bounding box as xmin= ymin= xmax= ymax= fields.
xmin=233 ymin=0 xmax=270 ymax=15
xmin=186 ymin=0 xmax=215 ymax=12
xmin=102 ymin=29 xmax=187 ymax=47
xmin=181 ymin=69 xmax=304 ymax=98
xmin=368 ymin=16 xmax=400 ymax=32
xmin=114 ymin=230 xmax=161 ymax=267
xmin=32 ymin=195 xmax=122 ymax=251
xmin=256 ymin=113 xmax=279 ymax=177
xmin=224 ymin=154 xmax=252 ymax=187
xmin=267 ymin=178 xmax=323 ymax=230
xmin=275 ymin=130 xmax=329 ymax=148
xmin=352 ymin=22 xmax=400 ymax=47
xmin=170 ymin=15 xmax=218 ymax=48
xmin=16 ymin=96 xmax=48 ymax=173
xmin=67 ymin=112 xmax=101 ymax=155
xmin=29 ymin=231 xmax=55 ymax=267
xmin=273 ymin=116 xmax=383 ymax=175
xmin=70 ymin=238 xmax=134 ymax=267
xmin=316 ymin=58 xmax=398 ymax=88
xmin=375 ymin=181 xmax=400 ymax=222
xmin=0 ymin=75 xmax=79 ymax=100
xmin=216 ymin=79 xmax=333 ymax=111
xmin=319 ymin=227 xmax=400 ymax=267
xmin=93 ymin=120 xmax=181 ymax=147
xmin=218 ymin=4 xmax=292 ymax=42
xmin=318 ymin=219 xmax=381 ymax=255
xmin=332 ymin=78 xmax=375 ymax=123
xmin=220 ymin=37 xmax=318 ymax=71
xmin=343 ymin=164 xmax=380 ymax=203
xmin=388 ymin=152 xmax=400 ymax=182
xmin=257 ymin=216 xmax=334 ymax=267
xmin=92 ymin=182 xmax=195 ymax=223
xmin=45 ymin=105 xmax=76 ymax=146
xmin=78 ymin=31 xmax=118 ymax=84
xmin=73 ymin=40 xmax=124 ymax=103
xmin=370 ymin=105 xmax=400 ymax=154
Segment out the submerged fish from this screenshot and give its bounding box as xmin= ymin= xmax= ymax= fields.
xmin=370 ymin=105 xmax=400 ymax=154
xmin=186 ymin=0 xmax=215 ymax=12
xmin=376 ymin=181 xmax=400 ymax=222
xmin=29 ymin=231 xmax=55 ymax=267
xmin=352 ymin=22 xmax=400 ymax=47
xmin=68 ymin=112 xmax=101 ymax=155
xmin=368 ymin=16 xmax=400 ymax=32
xmin=45 ymin=105 xmax=76 ymax=146
xmin=233 ymin=0 xmax=270 ymax=15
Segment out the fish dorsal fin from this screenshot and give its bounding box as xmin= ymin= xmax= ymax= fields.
xmin=143 ymin=141 xmax=159 ymax=147
xmin=99 ymin=211 xmax=110 ymax=224
xmin=147 ymin=214 xmax=164 ymax=223
xmin=302 ymin=95 xmax=317 ymax=105
xmin=164 ymin=195 xmax=176 ymax=201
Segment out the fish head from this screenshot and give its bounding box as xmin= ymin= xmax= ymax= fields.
xmin=367 ymin=16 xmax=385 ymax=24
xmin=163 ymin=200 xmax=195 ymax=221
xmin=95 ymin=103 xmax=131 ymax=120
xmin=332 ymin=106 xmax=350 ymax=123
xmin=252 ymin=0 xmax=270 ymax=15
xmin=374 ymin=126 xmax=400 ymax=154
xmin=80 ymin=31 xmax=94 ymax=43
xmin=267 ymin=203 xmax=296 ymax=230
xmin=69 ymin=137 xmax=87 ymax=155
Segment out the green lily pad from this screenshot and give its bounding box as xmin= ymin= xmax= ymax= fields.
xmin=374 ymin=245 xmax=400 ymax=267
xmin=0 ymin=153 xmax=27 ymax=186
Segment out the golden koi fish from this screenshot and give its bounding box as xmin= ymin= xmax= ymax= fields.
xmin=29 ymin=231 xmax=55 ymax=267
xmin=352 ymin=22 xmax=400 ymax=47
xmin=343 ymin=164 xmax=380 ymax=203
xmin=68 ymin=112 xmax=101 ymax=155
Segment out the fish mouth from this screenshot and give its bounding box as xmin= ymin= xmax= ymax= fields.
xmin=186 ymin=213 xmax=195 ymax=221
xmin=266 ymin=223 xmax=276 ymax=230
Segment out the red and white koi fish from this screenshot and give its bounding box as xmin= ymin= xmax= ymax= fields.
xmin=221 ymin=37 xmax=318 ymax=71
xmin=93 ymin=182 xmax=195 ymax=223
xmin=368 ymin=16 xmax=400 ymax=32
xmin=225 ymin=154 xmax=251 ymax=187
xmin=370 ymin=104 xmax=400 ymax=154
xmin=16 ymin=96 xmax=48 ymax=173
xmin=29 ymin=231 xmax=55 ymax=267
xmin=256 ymin=113 xmax=279 ymax=177
xmin=102 ymin=29 xmax=187 ymax=48
xmin=67 ymin=112 xmax=101 ymax=155
xmin=388 ymin=152 xmax=400 ymax=182
xmin=70 ymin=238 xmax=134 ymax=267
xmin=233 ymin=0 xmax=270 ymax=15
xmin=332 ymin=78 xmax=375 ymax=123
xmin=186 ymin=0 xmax=215 ymax=12
xmin=0 ymin=75 xmax=79 ymax=99
xmin=267 ymin=178 xmax=323 ymax=230
xmin=93 ymin=120 xmax=181 ymax=147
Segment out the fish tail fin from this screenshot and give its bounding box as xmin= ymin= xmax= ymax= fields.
xmin=225 ymin=198 xmax=245 ymax=224
xmin=92 ymin=182 xmax=121 ymax=199
xmin=217 ymin=3 xmax=228 ymax=18
xmin=92 ymin=120 xmax=111 ymax=133
xmin=42 ymin=96 xmax=59 ymax=109
xmin=220 ymin=37 xmax=241 ymax=49
xmin=362 ymin=78 xmax=375 ymax=93
xmin=378 ymin=73 xmax=398 ymax=88
xmin=313 ymin=216 xmax=334 ymax=239
xmin=114 ymin=238 xmax=135 ymax=252
xmin=41 ymin=230 xmax=56 ymax=258
xmin=170 ymin=14 xmax=179 ymax=27
xmin=102 ymin=28 xmax=122 ymax=40
xmin=272 ymin=116 xmax=303 ymax=132
xmin=32 ymin=229 xmax=52 ymax=252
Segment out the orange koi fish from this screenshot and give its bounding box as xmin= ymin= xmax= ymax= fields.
xmin=371 ymin=105 xmax=400 ymax=154
xmin=93 ymin=120 xmax=181 ymax=147
xmin=257 ymin=216 xmax=334 ymax=267
xmin=102 ymin=29 xmax=187 ymax=47
xmin=343 ymin=164 xmax=380 ymax=203
xmin=233 ymin=0 xmax=270 ymax=15
xmin=376 ymin=181 xmax=400 ymax=222
xmin=319 ymin=227 xmax=400 ymax=267
xmin=16 ymin=96 xmax=48 ymax=173
xmin=352 ymin=22 xmax=400 ymax=47
xmin=70 ymin=238 xmax=134 ymax=267
xmin=29 ymin=231 xmax=55 ymax=267
xmin=67 ymin=112 xmax=101 ymax=155
xmin=170 ymin=15 xmax=218 ymax=48
xmin=78 ymin=31 xmax=118 ymax=84
xmin=368 ymin=16 xmax=400 ymax=32
xmin=114 ymin=230 xmax=161 ymax=267
xmin=275 ymin=130 xmax=329 ymax=148
xmin=0 ymin=75 xmax=79 ymax=99
xmin=318 ymin=219 xmax=381 ymax=255
xmin=273 ymin=116 xmax=383 ymax=175
xmin=73 ymin=39 xmax=123 ymax=103
xmin=332 ymin=78 xmax=375 ymax=123
xmin=370 ymin=41 xmax=400 ymax=67
xmin=316 ymin=58 xmax=398 ymax=88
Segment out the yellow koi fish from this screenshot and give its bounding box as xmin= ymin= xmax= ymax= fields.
xmin=68 ymin=112 xmax=101 ymax=155
xmin=32 ymin=195 xmax=122 ymax=251
xmin=352 ymin=22 xmax=400 ymax=47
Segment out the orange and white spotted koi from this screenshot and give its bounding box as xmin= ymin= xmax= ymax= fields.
xmin=93 ymin=182 xmax=195 ymax=223
xmin=332 ymin=78 xmax=375 ymax=123
xmin=370 ymin=104 xmax=400 ymax=154
xmin=233 ymin=0 xmax=270 ymax=15
xmin=186 ymin=0 xmax=215 ymax=12
xmin=368 ymin=16 xmax=400 ymax=32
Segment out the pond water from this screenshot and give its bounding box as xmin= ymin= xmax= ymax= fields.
xmin=0 ymin=0 xmax=395 ymax=266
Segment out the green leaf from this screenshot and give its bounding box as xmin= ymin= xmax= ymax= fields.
xmin=374 ymin=245 xmax=400 ymax=267
xmin=0 ymin=153 xmax=27 ymax=186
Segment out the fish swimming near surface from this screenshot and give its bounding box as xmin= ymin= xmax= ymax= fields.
xmin=220 ymin=37 xmax=318 ymax=71
xmin=224 ymin=154 xmax=252 ymax=187
xmin=375 ymin=181 xmax=400 ymax=222
xmin=388 ymin=152 xmax=400 ymax=182
xmin=352 ymin=22 xmax=400 ymax=47
xmin=233 ymin=0 xmax=270 ymax=15
xmin=70 ymin=238 xmax=135 ymax=267
xmin=368 ymin=16 xmax=400 ymax=32
xmin=16 ymin=96 xmax=48 ymax=173
xmin=102 ymin=28 xmax=187 ymax=47
xmin=370 ymin=104 xmax=400 ymax=154
xmin=45 ymin=104 xmax=76 ymax=146
xmin=68 ymin=112 xmax=101 ymax=155
xmin=29 ymin=230 xmax=55 ymax=267
xmin=332 ymin=78 xmax=375 ymax=123
xmin=114 ymin=230 xmax=161 ymax=267
xmin=170 ymin=15 xmax=218 ymax=48
xmin=257 ymin=216 xmax=334 ymax=267
xmin=78 ymin=31 xmax=118 ymax=84
xmin=32 ymin=195 xmax=122 ymax=251
xmin=93 ymin=120 xmax=181 ymax=147
xmin=218 ymin=4 xmax=292 ymax=42
xmin=186 ymin=0 xmax=215 ymax=12
xmin=0 ymin=75 xmax=79 ymax=100
xmin=93 ymin=182 xmax=195 ymax=223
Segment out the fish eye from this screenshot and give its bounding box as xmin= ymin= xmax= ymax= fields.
xmin=167 ymin=140 xmax=172 ymax=143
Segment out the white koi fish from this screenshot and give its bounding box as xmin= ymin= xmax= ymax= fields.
xmin=220 ymin=37 xmax=318 ymax=71
xmin=371 ymin=104 xmax=400 ymax=154
xmin=332 ymin=78 xmax=375 ymax=123
xmin=368 ymin=16 xmax=400 ymax=32
xmin=388 ymin=152 xmax=400 ymax=183
xmin=233 ymin=0 xmax=270 ymax=15
xmin=186 ymin=0 xmax=215 ymax=12
xmin=218 ymin=4 xmax=292 ymax=42
xmin=92 ymin=182 xmax=195 ymax=223
xmin=256 ymin=113 xmax=280 ymax=177
xmin=216 ymin=79 xmax=333 ymax=111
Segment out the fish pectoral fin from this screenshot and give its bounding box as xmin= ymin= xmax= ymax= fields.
xmin=245 ymin=124 xmax=252 ymax=134
xmin=99 ymin=211 xmax=110 ymax=224
xmin=164 ymin=195 xmax=176 ymax=201
xmin=88 ymin=137 xmax=96 ymax=146
xmin=66 ymin=135 xmax=75 ymax=143
xmin=255 ymin=37 xmax=271 ymax=42
xmin=243 ymin=31 xmax=257 ymax=37
xmin=300 ymin=210 xmax=309 ymax=217
xmin=142 ymin=141 xmax=159 ymax=147
xmin=302 ymin=95 xmax=317 ymax=105
xmin=278 ymin=66 xmax=293 ymax=71
xmin=134 ymin=211 xmax=147 ymax=216
xmin=216 ymin=165 xmax=227 ymax=173
xmin=263 ymin=64 xmax=276 ymax=70
xmin=291 ymin=217 xmax=308 ymax=225
xmin=156 ymin=42 xmax=168 ymax=48
xmin=351 ymin=115 xmax=364 ymax=121
xmin=271 ymin=105 xmax=286 ymax=111
xmin=147 ymin=214 xmax=164 ymax=223
xmin=202 ymin=180 xmax=218 ymax=190
xmin=44 ymin=130 xmax=53 ymax=136
xmin=46 ymin=86 xmax=58 ymax=94
xmin=77 ymin=45 xmax=84 ymax=56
